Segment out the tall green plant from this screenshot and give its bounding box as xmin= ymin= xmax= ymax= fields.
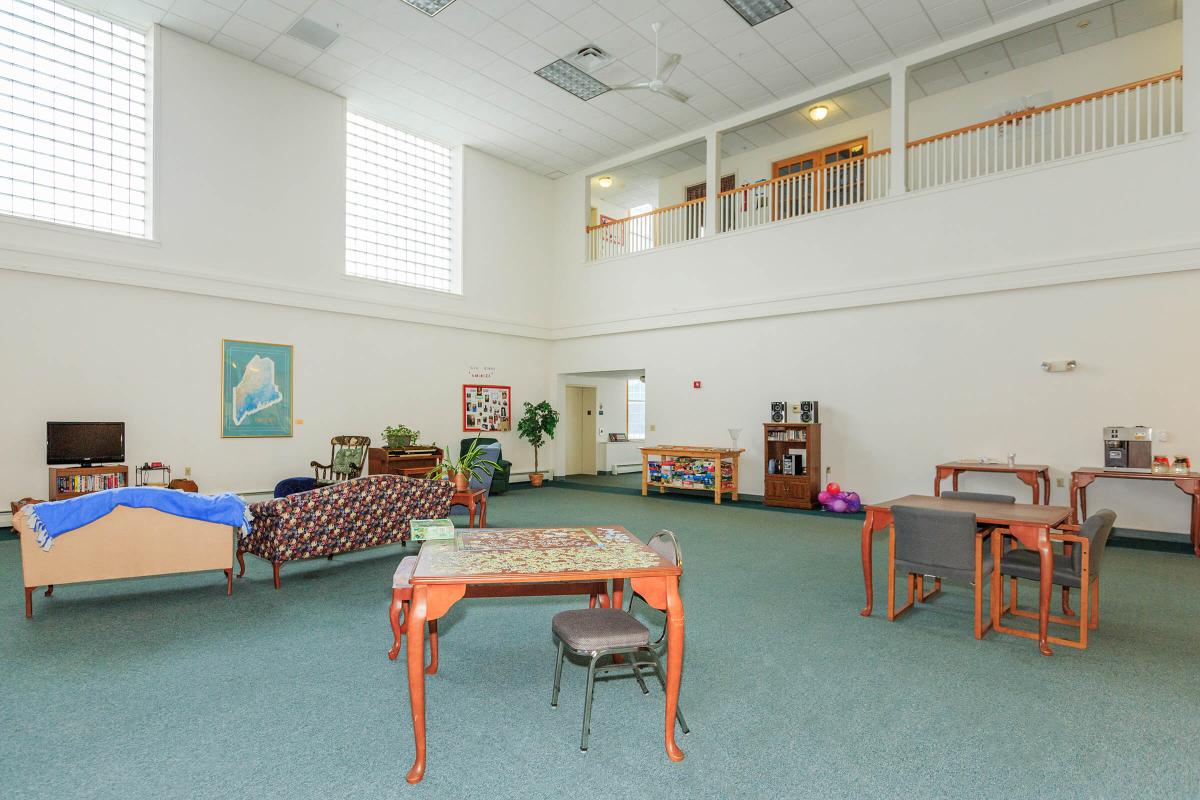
xmin=517 ymin=400 xmax=559 ymax=474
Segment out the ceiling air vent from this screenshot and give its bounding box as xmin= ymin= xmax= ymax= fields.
xmin=569 ymin=45 xmax=612 ymax=73
xmin=286 ymin=17 xmax=340 ymax=50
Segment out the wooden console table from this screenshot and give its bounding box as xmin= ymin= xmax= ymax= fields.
xmin=1070 ymin=468 xmax=1200 ymax=557
xmin=641 ymin=446 xmax=742 ymax=505
xmin=935 ymin=461 xmax=1051 ymax=504
xmin=368 ymin=447 xmax=444 ymax=479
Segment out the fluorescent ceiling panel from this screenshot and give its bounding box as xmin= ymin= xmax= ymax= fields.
xmin=535 ymin=59 xmax=610 ymax=101
xmin=723 ymin=0 xmax=794 ymax=27
xmin=401 ymin=0 xmax=457 ymax=16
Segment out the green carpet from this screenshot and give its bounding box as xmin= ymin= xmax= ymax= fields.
xmin=2 ymin=484 xmax=1198 ymax=799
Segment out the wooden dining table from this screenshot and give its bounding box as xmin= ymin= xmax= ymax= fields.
xmin=401 ymin=525 xmax=685 ymax=784
xmin=859 ymin=495 xmax=1071 ymax=655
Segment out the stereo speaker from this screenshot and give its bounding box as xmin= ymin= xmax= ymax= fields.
xmin=770 ymin=402 xmax=787 ymax=423
xmin=793 ymin=401 xmax=819 ymax=424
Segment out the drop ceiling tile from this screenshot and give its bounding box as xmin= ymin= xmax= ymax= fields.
xmin=736 ymin=46 xmax=789 ymax=74
xmin=436 ymin=2 xmax=495 ymax=38
xmin=297 ymin=67 xmax=343 ymax=91
xmin=305 ymin=0 xmax=364 ymax=34
xmin=1009 ymin=41 xmax=1060 ymax=67
xmin=563 ymin=4 xmax=622 ymax=39
xmin=925 ymin=0 xmax=989 ymax=31
xmin=766 ymin=110 xmax=814 ymax=138
xmin=474 ymin=20 xmax=528 ymax=55
xmin=325 ymin=35 xmax=381 ymax=68
xmin=271 ymin=0 xmax=315 ymax=12
xmin=878 ymin=13 xmax=940 ymax=52
xmin=265 ymin=32 xmax=323 ymax=65
xmin=861 ymin=0 xmax=926 ymax=29
xmin=797 ymin=0 xmax=860 ymax=27
xmin=771 ymin=29 xmax=830 ymax=63
xmin=753 ymin=9 xmax=814 ymax=44
xmin=236 ymin=0 xmax=297 ymax=32
xmin=502 ymin=2 xmax=559 ymax=37
xmin=103 ymin=0 xmax=167 ymax=27
xmin=310 ymin=51 xmax=362 ymax=82
xmin=168 ymin=0 xmax=232 ymax=31
xmin=738 ymin=121 xmax=785 ymax=147
xmin=836 ymin=85 xmax=888 ymax=116
xmin=221 ymin=15 xmax=279 ymax=49
xmin=528 ymin=0 xmax=592 ymax=20
xmin=155 ymin=20 xmax=206 ymax=48
xmin=792 ymin=48 xmax=846 ymax=81
xmin=817 ymin=10 xmax=875 ymax=45
xmin=913 ymin=58 xmax=968 ymax=93
xmin=835 ymin=29 xmax=891 ymax=63
xmin=1002 ymin=23 xmax=1056 ymax=54
xmin=756 ymin=63 xmax=810 ymax=94
xmin=535 ymin=24 xmax=585 ymax=58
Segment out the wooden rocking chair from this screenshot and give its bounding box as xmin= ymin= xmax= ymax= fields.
xmin=312 ymin=435 xmax=371 ymax=484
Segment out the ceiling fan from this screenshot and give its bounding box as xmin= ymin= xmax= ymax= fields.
xmin=611 ymin=22 xmax=689 ymax=103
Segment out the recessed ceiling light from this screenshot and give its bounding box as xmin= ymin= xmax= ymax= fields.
xmin=808 ymin=105 xmax=829 ymax=122
xmin=400 ymin=0 xmax=458 ymax=16
xmin=597 ymin=176 xmax=613 ymax=188
xmin=723 ymin=0 xmax=793 ymax=27
xmin=1077 ymin=18 xmax=1091 ymax=29
xmin=535 ymin=59 xmax=610 ymax=101
xmin=286 ymin=17 xmax=340 ymax=50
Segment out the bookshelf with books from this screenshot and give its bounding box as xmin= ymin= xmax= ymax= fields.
xmin=763 ymin=423 xmax=821 ymax=509
xmin=49 ymin=465 xmax=129 ymax=500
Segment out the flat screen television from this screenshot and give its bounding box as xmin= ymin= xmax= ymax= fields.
xmin=47 ymin=422 xmax=125 ymax=466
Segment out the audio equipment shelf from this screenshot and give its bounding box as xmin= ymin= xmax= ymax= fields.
xmin=763 ymin=423 xmax=821 ymax=509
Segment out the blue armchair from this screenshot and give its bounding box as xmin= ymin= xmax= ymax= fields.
xmin=459 ymin=438 xmax=511 ymax=494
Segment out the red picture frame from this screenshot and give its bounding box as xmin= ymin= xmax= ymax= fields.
xmin=462 ymin=384 xmax=511 ymax=432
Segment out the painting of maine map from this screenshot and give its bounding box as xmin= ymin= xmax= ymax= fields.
xmin=221 ymin=340 xmax=293 ymax=437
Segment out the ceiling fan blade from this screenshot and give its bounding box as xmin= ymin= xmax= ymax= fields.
xmin=657 ymin=52 xmax=681 ymax=81
xmin=611 ymin=80 xmax=653 ymax=91
xmin=656 ymin=85 xmax=690 ymax=103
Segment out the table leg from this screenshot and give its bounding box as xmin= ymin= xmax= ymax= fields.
xmin=1173 ymin=478 xmax=1200 ymax=557
xmin=663 ymin=576 xmax=685 ymax=763
xmin=610 ymin=579 xmax=624 ymax=610
xmin=714 ymin=461 xmax=721 ymax=505
xmin=467 ymin=497 xmax=476 ymax=528
xmin=641 ymin=454 xmax=648 ymax=497
xmin=480 ymin=496 xmax=487 ymax=527
xmin=990 ymin=527 xmax=1003 ymax=631
xmin=1016 ymin=470 xmax=1040 ymax=505
xmin=1042 ymin=471 xmax=1052 ymax=505
xmin=405 ymin=587 xmax=429 ymax=784
xmin=933 ymin=466 xmax=953 ymax=497
xmin=952 ymin=470 xmax=960 ymax=491
xmin=860 ymin=508 xmax=892 ymax=617
xmin=1036 ymin=530 xmax=1053 ymax=656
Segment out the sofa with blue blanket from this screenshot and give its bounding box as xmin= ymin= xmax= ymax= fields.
xmin=240 ymin=474 xmax=453 ymax=589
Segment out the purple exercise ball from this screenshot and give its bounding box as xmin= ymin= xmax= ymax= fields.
xmin=831 ymin=498 xmax=849 ymax=513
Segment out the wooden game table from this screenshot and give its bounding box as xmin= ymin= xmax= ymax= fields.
xmin=935 ymin=461 xmax=1052 ymax=504
xmin=400 ymin=525 xmax=685 ymax=783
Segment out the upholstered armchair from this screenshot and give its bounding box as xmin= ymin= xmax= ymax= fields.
xmin=312 ymin=435 xmax=370 ymax=484
xmin=459 ymin=437 xmax=511 ymax=494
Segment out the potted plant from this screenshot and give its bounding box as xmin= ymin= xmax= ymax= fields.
xmin=382 ymin=424 xmax=419 ymax=449
xmin=428 ymin=435 xmax=502 ymax=492
xmin=517 ymin=400 xmax=559 ymax=487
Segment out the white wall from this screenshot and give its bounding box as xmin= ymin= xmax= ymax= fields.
xmin=0 ymin=27 xmax=556 ymax=507
xmin=653 ymin=21 xmax=1182 ymax=207
xmin=550 ymin=270 xmax=1200 ymax=535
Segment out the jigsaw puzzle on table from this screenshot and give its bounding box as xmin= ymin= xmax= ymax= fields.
xmin=418 ymin=526 xmax=665 ymax=577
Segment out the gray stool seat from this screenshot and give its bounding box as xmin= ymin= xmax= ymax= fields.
xmin=392 ymin=555 xmax=418 ymax=589
xmin=1001 ymin=550 xmax=1083 ymax=587
xmin=552 ymin=608 xmax=650 ymax=652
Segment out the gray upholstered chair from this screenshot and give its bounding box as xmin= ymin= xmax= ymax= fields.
xmin=889 ymin=505 xmax=994 ymax=638
xmin=449 ymin=442 xmax=501 ymax=517
xmin=998 ymin=509 xmax=1116 ymax=650
xmin=941 ymin=490 xmax=1016 ymax=504
xmin=549 ymin=530 xmax=689 ymax=752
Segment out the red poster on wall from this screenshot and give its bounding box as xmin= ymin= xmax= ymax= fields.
xmin=463 ymin=384 xmax=511 ymax=432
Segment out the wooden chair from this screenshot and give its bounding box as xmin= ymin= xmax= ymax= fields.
xmin=997 ymin=509 xmax=1116 ymax=650
xmin=888 ymin=505 xmax=994 ymax=639
xmin=311 ymin=435 xmax=370 ymax=484
xmin=916 ymin=491 xmax=1015 ymax=601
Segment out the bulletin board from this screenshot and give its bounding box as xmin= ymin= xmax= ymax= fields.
xmin=463 ymin=384 xmax=511 ymax=432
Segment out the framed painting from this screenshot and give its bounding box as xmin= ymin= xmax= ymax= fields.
xmin=463 ymin=384 xmax=511 ymax=432
xmin=221 ymin=339 xmax=293 ymax=438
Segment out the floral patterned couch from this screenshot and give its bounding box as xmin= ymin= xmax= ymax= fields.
xmin=239 ymin=475 xmax=453 ymax=589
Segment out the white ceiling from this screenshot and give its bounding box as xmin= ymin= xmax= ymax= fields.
xmin=78 ymin=0 xmax=1099 ymax=178
xmin=80 ymin=0 xmax=1176 ymax=178
xmin=592 ymin=0 xmax=1178 ymax=209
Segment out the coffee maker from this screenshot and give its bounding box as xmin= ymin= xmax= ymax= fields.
xmin=1103 ymin=426 xmax=1153 ymax=472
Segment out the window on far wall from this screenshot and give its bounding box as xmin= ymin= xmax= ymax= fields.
xmin=345 ymin=112 xmax=456 ymax=293
xmin=0 ymin=0 xmax=149 ymax=237
xmin=626 ymin=377 xmax=646 ymax=440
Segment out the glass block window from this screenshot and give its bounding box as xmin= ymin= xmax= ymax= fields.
xmin=0 ymin=0 xmax=149 ymax=237
xmin=346 ymin=112 xmax=455 ymax=293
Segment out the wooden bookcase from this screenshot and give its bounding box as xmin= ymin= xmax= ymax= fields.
xmin=763 ymin=423 xmax=821 ymax=509
xmin=49 ymin=465 xmax=129 ymax=501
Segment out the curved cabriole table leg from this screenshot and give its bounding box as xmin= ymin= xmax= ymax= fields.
xmin=405 ymin=583 xmax=466 ymax=784
xmin=1007 ymin=522 xmax=1055 ymax=656
xmin=631 ymin=574 xmax=685 ymax=762
xmin=860 ymin=508 xmax=890 ymax=616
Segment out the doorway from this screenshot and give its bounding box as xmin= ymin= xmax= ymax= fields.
xmin=564 ymin=385 xmax=598 ymax=476
xmin=772 ymin=137 xmax=868 ymax=219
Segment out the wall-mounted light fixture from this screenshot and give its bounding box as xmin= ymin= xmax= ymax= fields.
xmin=597 ymin=175 xmax=613 ymax=188
xmin=1041 ymin=360 xmax=1078 ymax=373
xmin=808 ymin=105 xmax=829 ymax=122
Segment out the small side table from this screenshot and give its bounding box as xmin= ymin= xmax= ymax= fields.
xmin=935 ymin=461 xmax=1051 ymax=504
xmin=451 ymin=489 xmax=487 ymax=528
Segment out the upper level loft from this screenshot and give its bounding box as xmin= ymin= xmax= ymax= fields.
xmin=583 ymin=1 xmax=1184 ymax=263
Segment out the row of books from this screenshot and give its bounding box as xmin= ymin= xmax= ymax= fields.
xmin=766 ymin=429 xmax=807 ymax=442
xmin=57 ymin=473 xmax=127 ymax=493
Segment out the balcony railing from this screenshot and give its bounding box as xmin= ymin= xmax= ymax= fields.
xmin=907 ymin=69 xmax=1183 ymax=191
xmin=587 ymin=197 xmax=706 ymax=261
xmin=717 ymin=148 xmax=891 ymax=233
xmin=585 ymin=69 xmax=1183 ymax=262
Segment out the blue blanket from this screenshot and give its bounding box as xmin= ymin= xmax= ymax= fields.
xmin=23 ymin=487 xmax=251 ymax=551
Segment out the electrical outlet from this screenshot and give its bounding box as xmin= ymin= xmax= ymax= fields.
xmin=1056 ymin=477 xmax=1064 ymax=488
xmin=649 ymin=424 xmax=656 ymax=432
xmin=1158 ymin=430 xmax=1169 ymax=442
xmin=184 ymin=466 xmax=193 ymax=479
